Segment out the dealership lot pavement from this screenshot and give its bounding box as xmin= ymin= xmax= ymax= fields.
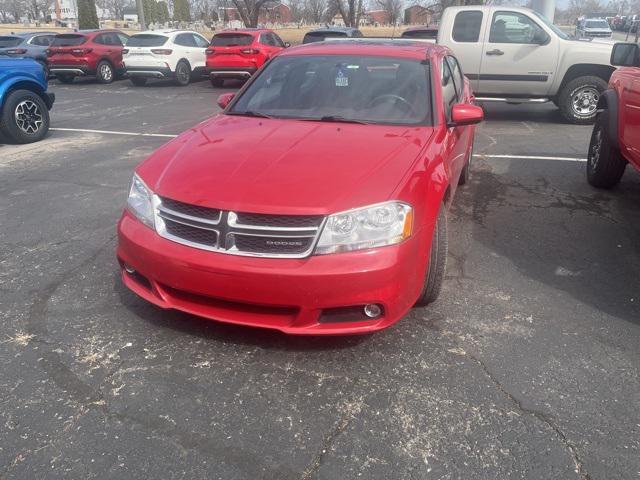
xmin=1 ymin=78 xmax=639 ymax=480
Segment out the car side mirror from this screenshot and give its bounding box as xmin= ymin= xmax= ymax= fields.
xmin=448 ymin=104 xmax=484 ymax=127
xmin=611 ymin=42 xmax=640 ymax=67
xmin=284 ymin=42 xmax=291 ymax=48
xmin=217 ymin=92 xmax=234 ymax=109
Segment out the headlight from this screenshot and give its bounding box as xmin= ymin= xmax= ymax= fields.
xmin=314 ymin=201 xmax=413 ymax=255
xmin=127 ymin=173 xmax=154 ymax=228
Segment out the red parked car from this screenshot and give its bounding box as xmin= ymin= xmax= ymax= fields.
xmin=117 ymin=40 xmax=483 ymax=335
xmin=47 ymin=30 xmax=129 ymax=84
xmin=205 ymin=29 xmax=288 ymax=87
xmin=588 ymin=42 xmax=640 ymax=187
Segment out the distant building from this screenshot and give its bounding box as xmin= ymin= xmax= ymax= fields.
xmin=404 ymin=5 xmax=433 ymax=25
xmin=123 ymin=6 xmax=138 ymax=22
xmin=218 ymin=3 xmax=292 ymax=26
xmin=366 ymin=9 xmax=391 ymax=25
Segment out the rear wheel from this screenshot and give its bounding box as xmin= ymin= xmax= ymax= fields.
xmin=174 ymin=61 xmax=191 ymax=86
xmin=96 ymin=60 xmax=114 ymax=84
xmin=415 ymin=206 xmax=448 ymax=307
xmin=210 ymin=77 xmax=224 ymax=88
xmin=587 ymin=113 xmax=626 ymax=188
xmin=56 ymin=74 xmax=74 ymax=84
xmin=130 ymin=77 xmax=148 ymax=87
xmin=0 ymin=89 xmax=50 ymax=144
xmin=558 ymin=75 xmax=608 ymax=124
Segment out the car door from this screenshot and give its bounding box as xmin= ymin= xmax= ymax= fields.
xmin=259 ymin=32 xmax=278 ymax=60
xmin=441 ymin=56 xmax=468 ymax=183
xmin=174 ymin=33 xmax=195 ymax=66
xmin=621 ymin=67 xmax=640 ymax=166
xmin=190 ymin=33 xmax=209 ymax=69
xmin=478 ymin=9 xmax=559 ymax=96
xmin=446 ymin=9 xmax=487 ymax=93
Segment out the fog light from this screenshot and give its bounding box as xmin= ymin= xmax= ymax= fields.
xmin=364 ymin=304 xmax=382 ymax=319
xmin=124 ymin=265 xmax=136 ymax=274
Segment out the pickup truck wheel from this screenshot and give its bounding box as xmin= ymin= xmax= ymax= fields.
xmin=558 ymin=76 xmax=607 ymax=124
xmin=0 ymin=89 xmax=50 ymax=144
xmin=96 ymin=60 xmax=114 ymax=84
xmin=587 ymin=114 xmax=626 ymax=188
xmin=415 ymin=206 xmax=447 ymax=307
xmin=130 ymin=77 xmax=148 ymax=87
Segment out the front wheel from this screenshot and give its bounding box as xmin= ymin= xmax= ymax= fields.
xmin=587 ymin=114 xmax=626 ymax=188
xmin=415 ymin=206 xmax=448 ymax=307
xmin=0 ymin=89 xmax=50 ymax=144
xmin=174 ymin=61 xmax=191 ymax=86
xmin=558 ymin=75 xmax=608 ymax=124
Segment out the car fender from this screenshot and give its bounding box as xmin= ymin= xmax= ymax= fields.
xmin=597 ymin=88 xmax=619 ymax=149
xmin=0 ymin=75 xmax=47 ymax=109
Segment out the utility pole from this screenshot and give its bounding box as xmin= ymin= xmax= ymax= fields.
xmin=136 ymin=0 xmax=146 ymax=29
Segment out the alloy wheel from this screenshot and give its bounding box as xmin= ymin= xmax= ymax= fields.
xmin=100 ymin=63 xmax=113 ymax=82
xmin=14 ymin=100 xmax=43 ymax=134
xmin=177 ymin=64 xmax=189 ymax=84
xmin=571 ymin=86 xmax=599 ymax=117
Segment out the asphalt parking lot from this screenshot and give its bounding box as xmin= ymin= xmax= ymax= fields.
xmin=1 ymin=77 xmax=639 ymax=480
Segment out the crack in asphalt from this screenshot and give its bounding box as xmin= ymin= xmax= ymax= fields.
xmin=466 ymin=351 xmax=591 ymax=480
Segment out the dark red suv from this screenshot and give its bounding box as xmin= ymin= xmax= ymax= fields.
xmin=205 ymin=29 xmax=288 ymax=87
xmin=47 ymin=30 xmax=129 ymax=84
xmin=588 ymin=42 xmax=640 ymax=187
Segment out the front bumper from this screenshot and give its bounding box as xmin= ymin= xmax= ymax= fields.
xmin=117 ymin=210 xmax=427 ymax=335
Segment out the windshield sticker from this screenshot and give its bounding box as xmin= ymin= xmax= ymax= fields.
xmin=335 ymin=68 xmax=349 ymax=87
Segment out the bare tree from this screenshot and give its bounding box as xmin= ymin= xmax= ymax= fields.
xmin=303 ymin=0 xmax=325 ymax=22
xmin=0 ymin=0 xmax=25 ymax=21
xmin=96 ymin=0 xmax=130 ymax=19
xmin=330 ymin=0 xmax=363 ymax=26
xmin=25 ymin=0 xmax=54 ymax=19
xmin=375 ymin=0 xmax=401 ymax=24
xmin=229 ymin=0 xmax=276 ymax=26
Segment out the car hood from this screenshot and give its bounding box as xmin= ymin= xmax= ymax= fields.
xmin=138 ymin=115 xmax=432 ymax=215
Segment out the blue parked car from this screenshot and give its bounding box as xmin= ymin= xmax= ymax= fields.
xmin=0 ymin=32 xmax=57 ymax=69
xmin=0 ymin=57 xmax=55 ymax=143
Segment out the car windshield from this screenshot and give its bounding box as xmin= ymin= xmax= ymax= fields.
xmin=229 ymin=55 xmax=432 ymax=125
xmin=52 ymin=34 xmax=86 ymax=46
xmin=211 ymin=34 xmax=253 ymax=46
xmin=532 ymin=11 xmax=570 ymax=40
xmin=126 ymin=34 xmax=168 ymax=47
xmin=303 ymin=31 xmax=348 ymax=44
xmin=0 ymin=36 xmax=22 ymax=47
xmin=586 ymin=20 xmax=609 ymax=28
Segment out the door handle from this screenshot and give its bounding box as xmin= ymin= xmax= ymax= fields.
xmin=486 ymin=49 xmax=504 ymax=56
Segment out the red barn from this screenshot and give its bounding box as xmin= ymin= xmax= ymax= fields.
xmin=366 ymin=9 xmax=391 ymax=25
xmin=259 ymin=3 xmax=292 ymax=24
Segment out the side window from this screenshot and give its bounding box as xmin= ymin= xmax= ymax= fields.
xmin=93 ymin=34 xmax=105 ymax=45
xmin=117 ymin=33 xmax=129 ymax=45
xmin=271 ymin=33 xmax=285 ymax=47
xmin=489 ymin=11 xmax=546 ymax=44
xmin=441 ymin=58 xmax=457 ymax=121
xmin=452 ymin=11 xmax=483 ymax=42
xmin=259 ymin=33 xmax=274 ymax=46
xmin=104 ymin=33 xmax=118 ymax=45
xmin=446 ymin=56 xmax=464 ymax=100
xmin=174 ymin=33 xmax=195 ymax=47
xmin=192 ymin=34 xmax=209 ymax=48
xmin=31 ymin=35 xmax=53 ymax=46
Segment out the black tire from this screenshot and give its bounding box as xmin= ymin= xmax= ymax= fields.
xmin=458 ymin=144 xmax=472 ymax=186
xmin=56 ymin=74 xmax=74 ymax=84
xmin=587 ymin=113 xmax=626 ymax=188
xmin=210 ymin=77 xmax=224 ymax=88
xmin=130 ymin=77 xmax=148 ymax=87
xmin=0 ymin=89 xmax=50 ymax=144
xmin=558 ymin=75 xmax=608 ymax=124
xmin=415 ymin=206 xmax=448 ymax=307
xmin=174 ymin=61 xmax=191 ymax=86
xmin=96 ymin=60 xmax=114 ymax=84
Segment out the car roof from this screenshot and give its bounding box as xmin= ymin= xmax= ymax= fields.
xmin=281 ymin=39 xmax=446 ymax=60
xmin=215 ymin=28 xmax=271 ymax=35
xmin=135 ymin=29 xmax=195 ymax=36
xmin=306 ymin=27 xmax=361 ymax=34
xmin=4 ymin=31 xmax=57 ymax=38
xmin=56 ymin=29 xmax=123 ymax=37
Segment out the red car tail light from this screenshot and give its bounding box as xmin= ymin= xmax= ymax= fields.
xmin=71 ymin=47 xmax=93 ymax=56
xmin=6 ymin=48 xmax=27 ymax=54
xmin=151 ymin=49 xmax=173 ymax=55
xmin=240 ymin=48 xmax=260 ymax=55
xmin=205 ymin=48 xmax=215 ymax=55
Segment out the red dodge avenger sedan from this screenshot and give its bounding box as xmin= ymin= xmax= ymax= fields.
xmin=117 ymin=40 xmax=483 ymax=335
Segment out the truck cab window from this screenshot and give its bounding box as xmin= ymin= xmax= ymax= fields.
xmin=489 ymin=11 xmax=546 ymax=44
xmin=452 ymin=11 xmax=483 ymax=42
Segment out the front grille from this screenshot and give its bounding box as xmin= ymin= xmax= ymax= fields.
xmin=155 ymin=196 xmax=324 ymax=258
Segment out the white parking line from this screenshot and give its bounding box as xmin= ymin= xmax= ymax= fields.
xmin=475 ymin=154 xmax=587 ymax=162
xmin=50 ymin=127 xmax=178 ymax=138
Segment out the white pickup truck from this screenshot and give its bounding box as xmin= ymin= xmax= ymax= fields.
xmin=437 ymin=6 xmax=615 ymax=124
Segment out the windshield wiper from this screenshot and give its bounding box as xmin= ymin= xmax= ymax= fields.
xmin=314 ymin=115 xmax=370 ymax=125
xmin=227 ymin=110 xmax=274 ymax=119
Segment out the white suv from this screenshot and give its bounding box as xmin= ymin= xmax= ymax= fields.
xmin=123 ymin=30 xmax=209 ymax=86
